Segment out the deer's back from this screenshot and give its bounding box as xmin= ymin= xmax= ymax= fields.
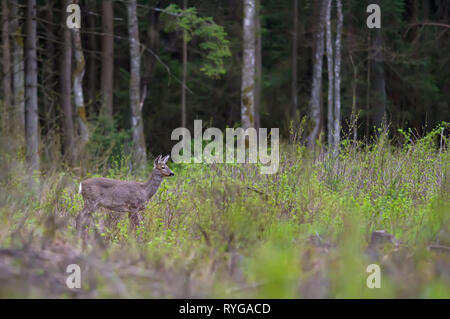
xmin=81 ymin=177 xmax=147 ymax=212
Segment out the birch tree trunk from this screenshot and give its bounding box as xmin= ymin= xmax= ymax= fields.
xmin=61 ymin=0 xmax=74 ymax=162
xmin=291 ymin=0 xmax=298 ymax=121
xmin=72 ymin=3 xmax=89 ymax=146
xmin=127 ymin=0 xmax=147 ymax=167
xmin=241 ymin=0 xmax=256 ymax=130
xmin=11 ymin=1 xmax=25 ymax=137
xmin=333 ymin=0 xmax=343 ymax=154
xmin=307 ymin=0 xmax=327 ymax=149
xmin=181 ymin=0 xmax=187 ymax=128
xmin=325 ymin=0 xmax=334 ymax=147
xmin=2 ymin=0 xmax=11 ymax=132
xmin=25 ymin=0 xmax=39 ymax=176
xmin=101 ymin=0 xmax=114 ymax=118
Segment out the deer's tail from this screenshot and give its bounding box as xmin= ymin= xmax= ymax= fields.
xmin=78 ymin=183 xmax=82 ymax=194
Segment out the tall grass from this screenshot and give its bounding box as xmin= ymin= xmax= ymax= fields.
xmin=0 ymin=126 xmax=449 ymax=298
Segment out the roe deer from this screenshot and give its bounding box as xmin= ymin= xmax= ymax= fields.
xmin=76 ymin=155 xmax=174 ymax=235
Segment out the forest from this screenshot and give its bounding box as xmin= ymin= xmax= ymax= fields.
xmin=0 ymin=0 xmax=449 ymax=298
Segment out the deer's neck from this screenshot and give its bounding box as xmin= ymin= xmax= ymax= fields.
xmin=144 ymin=170 xmax=164 ymax=199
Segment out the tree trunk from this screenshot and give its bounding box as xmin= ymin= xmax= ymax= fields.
xmin=44 ymin=1 xmax=56 ymax=134
xmin=87 ymin=0 xmax=98 ymax=113
xmin=143 ymin=0 xmax=160 ymax=89
xmin=365 ymin=32 xmax=370 ymax=138
xmin=350 ymin=59 xmax=357 ymax=142
xmin=325 ymin=0 xmax=334 ymax=147
xmin=72 ymin=1 xmax=89 ymax=147
xmin=127 ymin=0 xmax=147 ymax=167
xmin=11 ymin=1 xmax=25 ymax=137
xmin=61 ymin=0 xmax=74 ymax=162
xmin=333 ymin=0 xmax=343 ymax=154
xmin=25 ymin=0 xmax=39 ymax=176
xmin=2 ymin=0 xmax=11 ymax=132
xmin=291 ymin=0 xmax=298 ymax=121
xmin=254 ymin=0 xmax=261 ymax=131
xmin=181 ymin=0 xmax=187 ymax=128
xmin=370 ymin=0 xmax=386 ymax=130
xmin=101 ymin=0 xmax=114 ymax=118
xmin=307 ymin=0 xmax=327 ymax=149
xmin=241 ymin=0 xmax=256 ymax=130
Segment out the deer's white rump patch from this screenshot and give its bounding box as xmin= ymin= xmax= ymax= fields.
xmin=78 ymin=183 xmax=82 ymax=194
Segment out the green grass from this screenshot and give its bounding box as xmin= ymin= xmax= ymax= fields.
xmin=0 ymin=128 xmax=449 ymax=298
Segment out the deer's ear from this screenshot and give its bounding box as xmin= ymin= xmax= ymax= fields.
xmin=162 ymin=155 xmax=170 ymax=163
xmin=154 ymin=155 xmax=162 ymax=166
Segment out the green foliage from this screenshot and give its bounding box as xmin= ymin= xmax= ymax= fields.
xmin=161 ymin=4 xmax=231 ymax=78
xmin=1 ymin=126 xmax=449 ymax=298
xmin=245 ymin=223 xmax=301 ymax=298
xmin=86 ymin=113 xmax=131 ymax=170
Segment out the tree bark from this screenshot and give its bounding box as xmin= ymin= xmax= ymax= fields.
xmin=241 ymin=0 xmax=256 ymax=130
xmin=72 ymin=1 xmax=89 ymax=147
xmin=291 ymin=0 xmax=298 ymax=121
xmin=11 ymin=1 xmax=25 ymax=137
xmin=43 ymin=1 xmax=56 ymax=135
xmin=325 ymin=0 xmax=334 ymax=147
xmin=101 ymin=0 xmax=114 ymax=118
xmin=127 ymin=0 xmax=147 ymax=167
xmin=307 ymin=0 xmax=327 ymax=149
xmin=25 ymin=0 xmax=39 ymax=176
xmin=61 ymin=0 xmax=74 ymax=162
xmin=2 ymin=0 xmax=11 ymax=132
xmin=333 ymin=0 xmax=343 ymax=154
xmin=365 ymin=32 xmax=370 ymax=138
xmin=350 ymin=57 xmax=357 ymax=142
xmin=87 ymin=0 xmax=98 ymax=113
xmin=181 ymin=0 xmax=187 ymax=128
xmin=254 ymin=0 xmax=261 ymax=131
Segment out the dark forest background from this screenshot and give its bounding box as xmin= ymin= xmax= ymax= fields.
xmin=1 ymin=0 xmax=449 ymax=171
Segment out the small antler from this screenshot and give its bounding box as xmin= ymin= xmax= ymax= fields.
xmin=154 ymin=155 xmax=162 ymax=166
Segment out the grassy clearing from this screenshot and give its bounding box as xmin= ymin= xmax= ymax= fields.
xmin=0 ymin=128 xmax=449 ymax=298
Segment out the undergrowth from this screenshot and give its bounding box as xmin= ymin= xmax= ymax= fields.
xmin=0 ymin=127 xmax=449 ymax=298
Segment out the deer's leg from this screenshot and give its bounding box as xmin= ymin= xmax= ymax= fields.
xmin=128 ymin=210 xmax=144 ymax=230
xmin=76 ymin=208 xmax=87 ymax=231
xmin=106 ymin=211 xmax=122 ymax=229
xmin=76 ymin=209 xmax=89 ymax=242
xmin=76 ymin=202 xmax=95 ymax=235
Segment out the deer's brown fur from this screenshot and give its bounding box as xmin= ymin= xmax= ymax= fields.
xmin=76 ymin=155 xmax=174 ymax=235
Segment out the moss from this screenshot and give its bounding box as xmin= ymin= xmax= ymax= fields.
xmin=78 ymin=106 xmax=87 ymax=123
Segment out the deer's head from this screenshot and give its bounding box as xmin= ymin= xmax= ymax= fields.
xmin=154 ymin=155 xmax=174 ymax=177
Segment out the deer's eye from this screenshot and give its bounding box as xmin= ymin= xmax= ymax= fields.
xmin=161 ymin=165 xmax=166 ymax=169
